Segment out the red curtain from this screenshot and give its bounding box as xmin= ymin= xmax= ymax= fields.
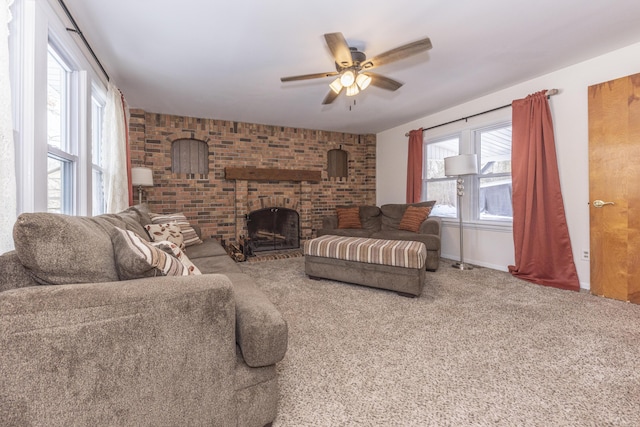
xmin=406 ymin=128 xmax=423 ymax=203
xmin=508 ymin=91 xmax=579 ymax=291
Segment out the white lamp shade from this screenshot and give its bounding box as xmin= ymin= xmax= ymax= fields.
xmin=329 ymin=77 xmax=343 ymax=94
xmin=444 ymin=154 xmax=478 ymax=176
xmin=345 ymin=83 xmax=360 ymax=97
xmin=131 ymin=167 xmax=154 ymax=186
xmin=356 ymin=73 xmax=371 ymax=90
xmin=340 ymin=70 xmax=356 ymax=87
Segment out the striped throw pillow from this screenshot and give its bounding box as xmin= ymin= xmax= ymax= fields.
xmin=151 ymin=241 xmax=201 ymax=275
xmin=150 ymin=212 xmax=203 ymax=247
xmin=336 ymin=207 xmax=362 ymax=229
xmin=111 ymin=228 xmax=187 ymax=280
xmin=399 ymin=206 xmax=432 ymax=233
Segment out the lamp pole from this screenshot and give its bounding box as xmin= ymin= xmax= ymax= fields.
xmin=444 ymin=154 xmax=477 ymax=271
xmin=454 ymin=176 xmax=471 ymax=270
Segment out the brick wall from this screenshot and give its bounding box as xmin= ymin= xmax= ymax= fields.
xmin=129 ymin=109 xmax=376 ymax=245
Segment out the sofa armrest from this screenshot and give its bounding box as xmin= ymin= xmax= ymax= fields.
xmin=419 ymin=216 xmax=442 ymax=236
xmin=224 ymin=273 xmax=288 ymax=368
xmin=0 ymin=275 xmax=237 ymax=426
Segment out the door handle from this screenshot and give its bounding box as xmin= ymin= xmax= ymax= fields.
xmin=593 ymin=199 xmax=615 ymax=208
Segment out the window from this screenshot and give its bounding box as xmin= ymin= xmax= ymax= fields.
xmin=422 ymin=136 xmax=459 ymax=218
xmin=475 ymin=124 xmax=512 ymax=221
xmin=10 ymin=1 xmax=109 ymax=216
xmin=91 ymin=94 xmax=106 ymax=215
xmin=47 ymin=46 xmax=76 ymax=214
xmin=422 ymin=121 xmax=513 ymax=224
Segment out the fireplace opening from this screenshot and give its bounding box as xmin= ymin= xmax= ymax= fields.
xmin=246 ymin=207 xmax=300 ymax=254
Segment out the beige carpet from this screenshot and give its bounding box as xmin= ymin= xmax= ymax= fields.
xmin=240 ymin=257 xmax=640 ymax=426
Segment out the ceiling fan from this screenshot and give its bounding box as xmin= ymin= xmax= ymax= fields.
xmin=280 ymin=32 xmax=432 ymax=105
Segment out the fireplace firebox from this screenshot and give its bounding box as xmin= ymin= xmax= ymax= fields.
xmin=246 ymin=207 xmax=300 ymax=254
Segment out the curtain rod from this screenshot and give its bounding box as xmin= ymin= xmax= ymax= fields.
xmin=57 ymin=0 xmax=110 ymax=81
xmin=404 ymin=88 xmax=559 ymax=137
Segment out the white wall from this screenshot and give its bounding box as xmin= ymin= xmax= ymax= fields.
xmin=377 ymin=41 xmax=640 ymax=289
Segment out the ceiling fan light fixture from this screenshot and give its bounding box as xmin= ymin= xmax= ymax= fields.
xmin=346 ymin=83 xmax=360 ymax=97
xmin=356 ymin=73 xmax=372 ymax=90
xmin=340 ymin=70 xmax=356 ymax=87
xmin=329 ymin=78 xmax=343 ymax=94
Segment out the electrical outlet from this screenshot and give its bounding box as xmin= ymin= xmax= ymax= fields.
xmin=581 ymin=249 xmax=590 ymax=261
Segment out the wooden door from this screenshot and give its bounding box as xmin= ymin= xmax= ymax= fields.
xmin=588 ymin=73 xmax=640 ymax=303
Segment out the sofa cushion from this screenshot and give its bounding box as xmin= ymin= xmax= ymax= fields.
xmin=150 ymin=213 xmax=203 ymax=247
xmin=359 ymin=205 xmax=382 ymax=232
xmin=380 ymin=201 xmax=436 ymax=231
xmin=114 ymin=208 xmax=151 ymax=241
xmin=110 ymin=228 xmax=191 ymax=279
xmin=185 ymin=238 xmax=229 ymax=259
xmin=399 ymin=206 xmax=432 ymax=233
xmin=0 ymin=251 xmax=38 ymax=291
xmin=127 ymin=203 xmax=153 ymax=226
xmin=145 ymin=223 xmax=185 ymax=249
xmin=336 ymin=206 xmax=362 ymax=229
xmin=13 ymin=213 xmax=120 ymax=285
xmin=191 ymin=253 xmax=242 ymax=275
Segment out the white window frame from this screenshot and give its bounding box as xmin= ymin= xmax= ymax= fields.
xmin=422 ymin=134 xmax=461 ymax=218
xmin=10 ymin=0 xmax=109 ymax=216
xmin=91 ymin=88 xmax=106 ymax=215
xmin=47 ymin=43 xmax=77 ymax=214
xmin=472 ymin=122 xmax=513 ymax=224
xmin=420 ymin=111 xmax=513 ymax=232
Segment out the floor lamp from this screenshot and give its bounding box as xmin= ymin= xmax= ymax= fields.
xmin=444 ymin=154 xmax=478 ymax=270
xmin=131 ymin=167 xmax=154 ymax=204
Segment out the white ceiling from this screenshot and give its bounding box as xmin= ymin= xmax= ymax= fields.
xmin=62 ymin=0 xmax=640 ymax=135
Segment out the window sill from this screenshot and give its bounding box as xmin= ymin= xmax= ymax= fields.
xmin=439 ymin=217 xmax=513 ymax=233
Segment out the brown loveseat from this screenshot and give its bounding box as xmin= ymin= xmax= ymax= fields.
xmin=317 ymin=201 xmax=441 ymax=271
xmin=0 ymin=205 xmax=286 ymax=427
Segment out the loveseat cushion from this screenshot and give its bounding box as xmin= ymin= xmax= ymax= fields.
xmin=380 ymin=201 xmax=436 ymax=231
xmin=13 ymin=213 xmax=119 ymax=285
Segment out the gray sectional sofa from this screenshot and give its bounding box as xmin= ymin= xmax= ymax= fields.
xmin=317 ymin=201 xmax=442 ymax=271
xmin=0 ymin=204 xmax=286 ymax=427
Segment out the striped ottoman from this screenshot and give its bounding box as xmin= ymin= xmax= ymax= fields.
xmin=304 ymin=235 xmax=427 ymax=297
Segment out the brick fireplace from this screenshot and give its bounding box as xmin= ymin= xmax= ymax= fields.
xmin=128 ymin=109 xmax=377 ymax=246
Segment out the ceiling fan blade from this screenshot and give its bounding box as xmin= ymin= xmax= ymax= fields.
xmin=361 ymin=37 xmax=432 ymax=70
xmin=367 ymin=73 xmax=403 ymax=91
xmin=281 ymin=71 xmax=339 ymax=82
xmin=322 ymin=88 xmax=342 ymax=105
xmin=324 ymin=32 xmax=353 ymax=68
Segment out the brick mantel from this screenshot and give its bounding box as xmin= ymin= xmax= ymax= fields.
xmin=225 ymin=167 xmax=321 ymax=182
